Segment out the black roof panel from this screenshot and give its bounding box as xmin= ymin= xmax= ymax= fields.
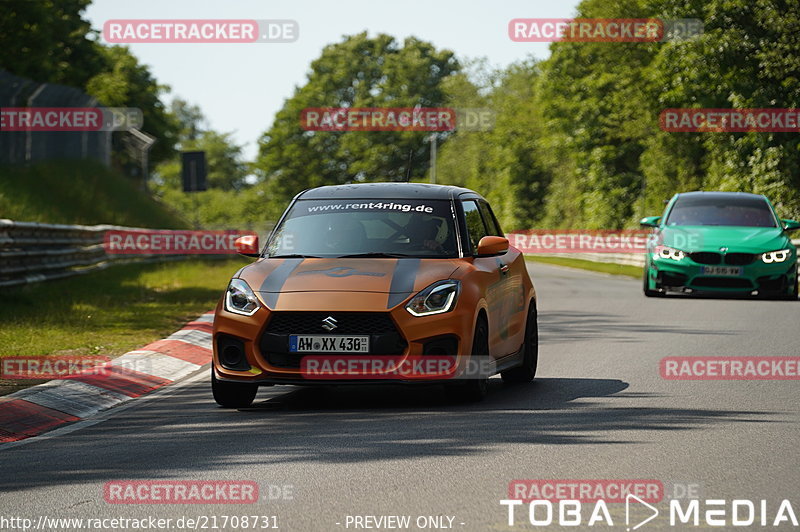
xmin=297 ymin=182 xmax=481 ymax=200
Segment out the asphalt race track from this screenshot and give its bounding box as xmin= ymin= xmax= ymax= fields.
xmin=1 ymin=262 xmax=798 ymax=531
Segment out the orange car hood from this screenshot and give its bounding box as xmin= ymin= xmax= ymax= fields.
xmin=238 ymin=257 xmax=461 ymax=310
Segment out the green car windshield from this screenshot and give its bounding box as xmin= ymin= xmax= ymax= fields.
xmin=267 ymin=199 xmax=459 ymax=258
xmin=666 ymin=196 xmax=778 ymax=228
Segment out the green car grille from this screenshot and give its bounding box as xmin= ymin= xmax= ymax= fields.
xmin=688 ymin=252 xmax=757 ymax=266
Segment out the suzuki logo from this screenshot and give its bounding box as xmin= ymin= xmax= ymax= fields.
xmin=719 ymin=247 xmax=728 ymax=253
xmin=321 ymin=316 xmax=338 ymax=331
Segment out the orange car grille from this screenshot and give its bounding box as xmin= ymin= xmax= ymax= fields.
xmin=264 ymin=312 xmax=399 ymax=335
xmin=259 ymin=312 xmax=407 ymax=368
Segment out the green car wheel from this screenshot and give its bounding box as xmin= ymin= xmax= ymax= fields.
xmin=643 ymin=265 xmax=663 ymax=298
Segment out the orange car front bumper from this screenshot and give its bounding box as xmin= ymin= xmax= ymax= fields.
xmin=212 ymin=292 xmax=478 ymax=384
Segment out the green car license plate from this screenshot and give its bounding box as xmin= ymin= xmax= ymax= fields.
xmin=701 ymin=266 xmax=742 ymax=276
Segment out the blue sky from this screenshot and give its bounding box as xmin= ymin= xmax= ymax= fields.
xmin=86 ymin=0 xmax=581 ymax=160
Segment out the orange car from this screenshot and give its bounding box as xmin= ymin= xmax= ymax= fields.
xmin=212 ymin=183 xmax=537 ymax=406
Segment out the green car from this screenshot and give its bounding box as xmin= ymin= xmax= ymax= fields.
xmin=641 ymin=191 xmax=800 ymax=299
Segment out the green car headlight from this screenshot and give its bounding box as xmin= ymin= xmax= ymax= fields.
xmin=761 ymin=248 xmax=792 ymax=264
xmin=225 ymin=279 xmax=261 ymax=316
xmin=405 ymin=280 xmax=460 ymax=316
xmin=654 ymin=245 xmax=685 ymax=261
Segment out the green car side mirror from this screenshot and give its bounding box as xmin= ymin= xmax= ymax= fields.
xmin=781 ymin=219 xmax=800 ymax=232
xmin=639 ymin=216 xmax=661 ymax=228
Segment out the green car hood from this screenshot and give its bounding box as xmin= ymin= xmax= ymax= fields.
xmin=658 ymin=225 xmax=792 ymax=253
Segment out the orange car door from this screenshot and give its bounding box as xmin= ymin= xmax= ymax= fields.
xmin=461 ymin=199 xmax=516 ymax=358
xmin=478 ymin=200 xmax=527 ymax=356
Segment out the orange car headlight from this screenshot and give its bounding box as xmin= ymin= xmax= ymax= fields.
xmin=225 ymin=278 xmax=261 ymax=316
xmin=405 ymin=280 xmax=460 ymax=317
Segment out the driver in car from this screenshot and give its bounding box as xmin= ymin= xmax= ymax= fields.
xmin=408 ymin=217 xmax=444 ymax=252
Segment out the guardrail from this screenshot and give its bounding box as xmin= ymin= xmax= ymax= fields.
xmin=533 ymin=252 xmax=647 ymax=267
xmin=5 ymin=220 xmax=796 ymax=288
xmin=0 ymin=220 xmax=202 ymax=288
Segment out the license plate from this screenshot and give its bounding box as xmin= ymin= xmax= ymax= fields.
xmin=702 ymin=266 xmax=743 ymax=276
xmin=289 ymin=335 xmax=369 ymax=353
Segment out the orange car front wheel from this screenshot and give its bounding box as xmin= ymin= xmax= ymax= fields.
xmin=212 ymin=368 xmax=258 ymax=408
xmin=501 ymin=302 xmax=538 ymax=383
xmin=444 ymin=315 xmax=489 ymax=402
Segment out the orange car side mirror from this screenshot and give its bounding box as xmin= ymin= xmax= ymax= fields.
xmin=476 ymin=236 xmax=509 ymax=257
xmin=234 ymin=235 xmax=260 ymax=257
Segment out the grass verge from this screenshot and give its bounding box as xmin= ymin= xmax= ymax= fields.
xmin=0 ymin=257 xmax=249 ymax=395
xmin=0 ymin=159 xmax=189 ymax=228
xmin=524 ymin=254 xmax=642 ymax=278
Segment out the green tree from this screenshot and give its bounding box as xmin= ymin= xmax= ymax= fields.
xmin=0 ymin=0 xmax=103 ymax=88
xmin=171 ymin=98 xmax=207 ymax=143
xmin=532 ymin=0 xmax=664 ymax=228
xmin=0 ymin=2 xmax=180 ymax=170
xmin=253 ymin=32 xmax=460 ymax=219
xmin=641 ymin=0 xmax=800 ymax=219
xmin=86 ymin=46 xmax=179 ymax=165
xmin=533 ymin=0 xmax=800 ymax=226
xmin=157 ymin=130 xmax=248 ymax=192
xmin=153 ymin=101 xmax=257 ymax=228
xmin=436 ymin=59 xmax=549 ymax=231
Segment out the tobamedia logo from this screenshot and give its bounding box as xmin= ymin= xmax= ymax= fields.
xmin=501 ymin=480 xmax=799 ymax=529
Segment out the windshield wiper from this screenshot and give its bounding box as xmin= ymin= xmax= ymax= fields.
xmin=337 ymin=252 xmax=411 ymax=258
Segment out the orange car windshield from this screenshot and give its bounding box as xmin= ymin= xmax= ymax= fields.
xmin=267 ymin=199 xmax=459 ymax=258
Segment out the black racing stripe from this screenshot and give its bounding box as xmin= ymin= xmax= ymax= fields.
xmin=259 ymin=258 xmax=304 ymax=308
xmin=387 ymin=258 xmax=422 ymax=309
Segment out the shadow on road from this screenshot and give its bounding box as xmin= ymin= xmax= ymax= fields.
xmin=0 ymin=376 xmax=780 ymax=490
xmin=660 ymin=291 xmax=798 ymax=302
xmin=537 ymin=311 xmax=736 ymax=344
